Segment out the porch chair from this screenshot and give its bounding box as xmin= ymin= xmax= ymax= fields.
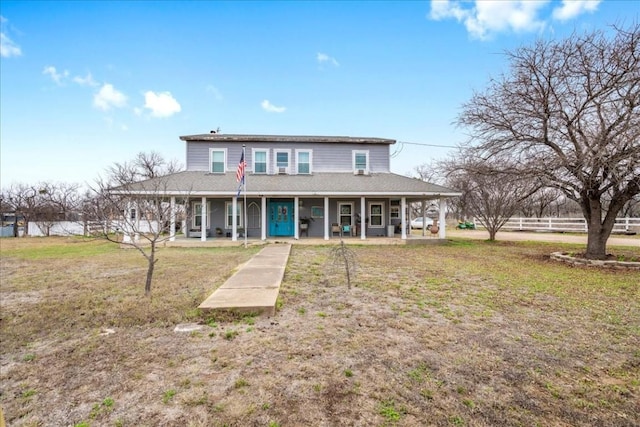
xmin=331 ymin=223 xmax=341 ymax=236
xmin=341 ymin=224 xmax=351 ymax=237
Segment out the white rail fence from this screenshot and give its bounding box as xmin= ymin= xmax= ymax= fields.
xmin=497 ymin=217 xmax=640 ymax=234
xmin=24 ymin=221 xmax=162 ymax=237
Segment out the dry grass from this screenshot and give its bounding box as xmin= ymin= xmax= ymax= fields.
xmin=1 ymin=237 xmax=638 ymax=426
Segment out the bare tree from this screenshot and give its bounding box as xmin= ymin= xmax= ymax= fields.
xmin=409 ymin=161 xmax=446 ymax=220
xmin=88 ymin=152 xmax=185 ymax=295
xmin=2 ymin=183 xmax=43 ymax=237
xmin=518 ymin=187 xmax=565 ymax=218
xmin=443 ymin=155 xmax=540 ymax=240
xmin=33 ymin=182 xmax=83 ymax=236
xmin=412 ymin=161 xmax=442 ymax=184
xmin=621 ymin=194 xmax=640 ymax=217
xmin=457 ymin=24 xmax=640 ymax=259
xmin=328 ymin=241 xmax=358 ymax=289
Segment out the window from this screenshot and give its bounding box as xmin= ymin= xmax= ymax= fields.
xmin=296 ymin=150 xmax=312 ymax=174
xmin=253 ymin=149 xmax=268 ymax=174
xmin=390 ymin=206 xmax=400 ymax=219
xmin=247 ymin=202 xmax=261 ymax=228
xmin=311 ymin=206 xmax=323 ymax=218
xmin=353 ymin=150 xmax=369 ymax=172
xmin=338 ymin=202 xmax=353 ymax=226
xmin=225 ymin=202 xmax=244 ymax=228
xmin=275 ymin=150 xmax=290 ymax=172
xmin=368 ymin=202 xmax=384 ymax=227
xmin=210 ymin=149 xmax=226 ymax=173
xmin=192 ymin=202 xmax=208 ymax=228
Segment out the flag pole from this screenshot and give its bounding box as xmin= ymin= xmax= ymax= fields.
xmin=242 ymin=144 xmax=248 ymax=248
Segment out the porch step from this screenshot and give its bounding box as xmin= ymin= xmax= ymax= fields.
xmin=198 ymin=244 xmax=291 ymax=316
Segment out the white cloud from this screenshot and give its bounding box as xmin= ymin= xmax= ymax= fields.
xmin=317 ymin=52 xmax=339 ymax=67
xmin=142 ymin=91 xmax=181 ymax=118
xmin=261 ymin=99 xmax=286 ymax=113
xmin=430 ymin=0 xmax=550 ymax=40
xmin=73 ymin=72 xmax=99 ymax=87
xmin=1 ymin=32 xmax=21 ymax=57
xmin=552 ymin=0 xmax=600 ymax=21
xmin=0 ymin=16 xmax=22 ymax=58
xmin=206 ymin=84 xmax=223 ymax=100
xmin=93 ymin=83 xmax=127 ymax=111
xmin=42 ymin=66 xmax=69 ymax=85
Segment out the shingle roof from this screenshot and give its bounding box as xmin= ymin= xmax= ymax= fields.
xmin=179 ymin=134 xmax=396 ymax=145
xmin=124 ymin=171 xmax=461 ymax=198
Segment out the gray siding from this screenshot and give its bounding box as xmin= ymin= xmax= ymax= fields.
xmin=186 ymin=141 xmax=390 ymax=173
xmin=186 ymin=143 xmax=246 ymax=172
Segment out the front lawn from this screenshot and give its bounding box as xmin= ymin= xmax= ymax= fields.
xmin=1 ymin=237 xmax=638 ymax=426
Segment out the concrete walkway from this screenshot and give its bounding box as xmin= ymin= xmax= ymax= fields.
xmin=198 ymin=244 xmax=291 ymax=317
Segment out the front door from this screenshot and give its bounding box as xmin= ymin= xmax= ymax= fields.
xmin=269 ymin=201 xmax=294 ymax=236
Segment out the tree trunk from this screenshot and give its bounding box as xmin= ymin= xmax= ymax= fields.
xmin=583 ymin=196 xmax=615 ymax=260
xmin=585 ymin=229 xmax=608 ymax=260
xmin=144 ymin=243 xmax=156 ymax=296
xmin=488 ymin=228 xmax=497 ymax=241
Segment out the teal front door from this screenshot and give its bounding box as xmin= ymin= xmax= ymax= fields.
xmin=269 ymin=201 xmax=294 ymax=237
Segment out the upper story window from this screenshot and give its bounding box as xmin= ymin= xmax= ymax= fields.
xmin=210 ymin=148 xmax=226 ymax=174
xmin=275 ymin=149 xmax=290 ymax=174
xmin=353 ymin=150 xmax=369 ymax=173
xmin=296 ymin=150 xmax=312 ymax=174
xmin=253 ymin=149 xmax=268 ymax=174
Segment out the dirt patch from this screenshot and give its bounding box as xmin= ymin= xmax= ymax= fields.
xmin=1 ymin=238 xmax=638 ymax=426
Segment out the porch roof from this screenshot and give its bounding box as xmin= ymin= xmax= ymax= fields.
xmin=123 ymin=171 xmax=461 ymax=199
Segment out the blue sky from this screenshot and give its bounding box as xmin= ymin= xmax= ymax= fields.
xmin=1 ymin=0 xmax=637 ymax=187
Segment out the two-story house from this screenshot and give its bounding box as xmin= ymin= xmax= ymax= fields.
xmin=128 ymin=133 xmax=461 ymax=241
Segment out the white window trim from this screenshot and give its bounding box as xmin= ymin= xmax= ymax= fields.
xmin=296 ymin=149 xmax=312 ymax=175
xmin=274 ymin=149 xmax=291 ymax=174
xmin=225 ymin=201 xmax=244 ymax=229
xmin=252 ymin=148 xmax=269 ymax=174
xmin=352 ymin=150 xmax=369 ymax=173
xmin=337 ymin=202 xmax=354 ymax=226
xmin=247 ymin=201 xmax=261 ymax=228
xmin=368 ymin=202 xmax=385 ymax=228
xmin=192 ymin=201 xmax=210 ymax=228
xmin=209 ymin=148 xmax=227 ymax=174
xmin=390 ymin=205 xmax=400 ymax=219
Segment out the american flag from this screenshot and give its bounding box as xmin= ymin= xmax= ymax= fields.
xmin=236 ymin=151 xmax=246 ymax=183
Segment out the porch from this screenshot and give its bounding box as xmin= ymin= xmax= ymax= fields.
xmin=162 ymin=231 xmax=449 ymax=248
xmin=172 ymin=195 xmax=451 ymax=243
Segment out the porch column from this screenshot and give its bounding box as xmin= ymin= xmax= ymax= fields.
xmin=439 ymin=198 xmax=447 ymax=239
xmin=134 ymin=201 xmax=140 ymax=242
xmin=231 ymin=197 xmax=237 ymax=242
xmin=324 ymin=196 xmax=330 ymax=240
xmin=201 ymin=197 xmax=207 ymax=242
xmin=169 ymin=196 xmax=176 ymax=241
xmin=401 ymin=197 xmax=407 ymax=240
xmin=360 ymin=196 xmax=366 ymax=240
xmin=294 ymin=196 xmax=300 ymax=240
xmin=123 ymin=201 xmax=132 ymax=243
xmin=261 ymin=196 xmax=267 ymax=241
xmin=421 ymin=200 xmax=426 ymax=237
